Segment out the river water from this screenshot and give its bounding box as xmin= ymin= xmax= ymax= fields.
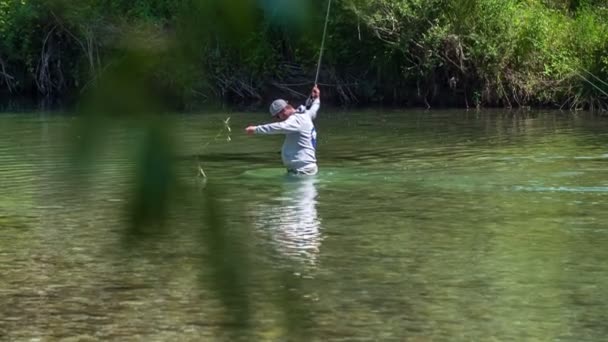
xmin=1 ymin=110 xmax=607 ymax=341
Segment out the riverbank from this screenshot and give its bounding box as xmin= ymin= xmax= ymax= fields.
xmin=1 ymin=1 xmax=607 ymax=111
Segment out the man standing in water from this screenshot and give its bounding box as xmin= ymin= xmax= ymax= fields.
xmin=246 ymin=85 xmax=321 ymax=175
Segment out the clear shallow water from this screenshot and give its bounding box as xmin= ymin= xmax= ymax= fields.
xmin=1 ymin=110 xmax=608 ymax=340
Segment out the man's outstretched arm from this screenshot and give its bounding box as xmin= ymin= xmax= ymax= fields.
xmin=246 ymin=117 xmax=300 ymax=135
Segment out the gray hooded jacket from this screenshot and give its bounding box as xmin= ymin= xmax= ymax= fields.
xmin=254 ymin=99 xmax=320 ymax=173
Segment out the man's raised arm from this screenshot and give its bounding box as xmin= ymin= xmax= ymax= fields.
xmin=305 ymin=85 xmax=321 ymax=120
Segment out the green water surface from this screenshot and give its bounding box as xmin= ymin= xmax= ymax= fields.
xmin=1 ymin=110 xmax=607 ymax=341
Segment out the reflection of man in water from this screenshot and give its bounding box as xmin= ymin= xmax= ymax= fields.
xmin=252 ymin=177 xmax=322 ymax=267
xmin=245 ymin=86 xmax=321 ymax=176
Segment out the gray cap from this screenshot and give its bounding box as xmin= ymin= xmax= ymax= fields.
xmin=269 ymin=99 xmax=288 ymax=117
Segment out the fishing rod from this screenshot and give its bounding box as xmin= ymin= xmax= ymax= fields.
xmin=305 ymin=0 xmax=332 ymax=110
xmin=315 ymin=0 xmax=333 ymax=86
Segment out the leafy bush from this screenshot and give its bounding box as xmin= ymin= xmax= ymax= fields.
xmin=1 ymin=0 xmax=607 ymax=110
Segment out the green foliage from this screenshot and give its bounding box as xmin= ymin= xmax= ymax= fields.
xmin=345 ymin=0 xmax=608 ymax=109
xmin=0 ymin=1 xmax=41 ymax=83
xmin=0 ymin=0 xmax=607 ymax=109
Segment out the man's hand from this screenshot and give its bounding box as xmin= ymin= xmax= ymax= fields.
xmin=245 ymin=126 xmax=257 ymax=135
xmin=311 ymin=85 xmax=320 ymax=99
